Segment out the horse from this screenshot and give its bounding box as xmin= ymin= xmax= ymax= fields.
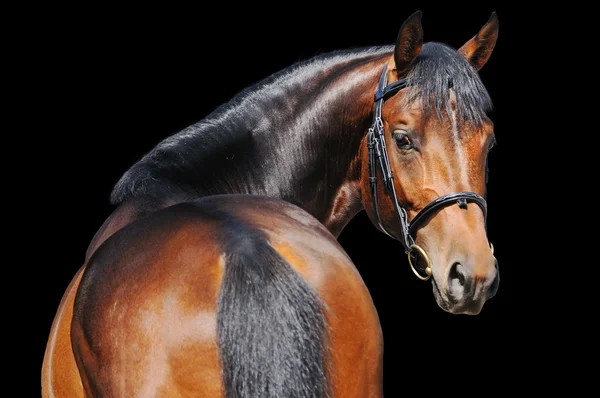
xmin=43 ymin=11 xmax=499 ymax=396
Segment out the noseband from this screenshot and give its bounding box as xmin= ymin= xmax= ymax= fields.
xmin=367 ymin=64 xmax=491 ymax=281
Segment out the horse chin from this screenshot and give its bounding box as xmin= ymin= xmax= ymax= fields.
xmin=431 ymin=277 xmax=484 ymax=315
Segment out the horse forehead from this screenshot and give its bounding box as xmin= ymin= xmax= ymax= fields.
xmin=383 ymin=89 xmax=490 ymax=134
xmin=427 ymin=117 xmax=474 ymax=136
xmin=382 ymin=93 xmax=456 ymax=130
xmin=381 ymin=97 xmax=425 ymax=128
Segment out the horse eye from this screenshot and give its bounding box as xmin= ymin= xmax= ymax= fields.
xmin=393 ymin=132 xmax=413 ymax=150
xmin=488 ymin=137 xmax=497 ymax=151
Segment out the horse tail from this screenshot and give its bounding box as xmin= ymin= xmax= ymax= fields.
xmin=217 ymin=226 xmax=330 ymax=398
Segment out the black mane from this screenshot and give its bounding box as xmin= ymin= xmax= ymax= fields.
xmin=403 ymin=43 xmax=492 ymax=125
xmin=111 ymin=43 xmax=491 ymax=207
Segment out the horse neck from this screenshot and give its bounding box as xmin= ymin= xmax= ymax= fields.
xmin=232 ymin=53 xmax=390 ymax=236
xmin=115 ymin=52 xmax=391 ymax=237
xmin=299 ymin=56 xmax=390 ymax=235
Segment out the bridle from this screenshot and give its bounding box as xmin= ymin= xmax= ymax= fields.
xmin=367 ymin=64 xmax=492 ymax=281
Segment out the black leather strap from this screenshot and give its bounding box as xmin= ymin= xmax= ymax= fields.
xmin=408 ymin=192 xmax=487 ymax=235
xmin=368 ymin=65 xmax=413 ymax=249
xmin=374 ymin=79 xmax=409 ymax=102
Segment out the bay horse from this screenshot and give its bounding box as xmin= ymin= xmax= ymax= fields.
xmin=43 ymin=11 xmax=499 ymax=397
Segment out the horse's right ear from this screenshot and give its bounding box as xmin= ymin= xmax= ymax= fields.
xmin=458 ymin=12 xmax=499 ymax=71
xmin=393 ymin=11 xmax=424 ymax=76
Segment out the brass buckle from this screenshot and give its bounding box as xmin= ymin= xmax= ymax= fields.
xmin=408 ymin=243 xmax=493 ymax=281
xmin=408 ymin=244 xmax=432 ymax=281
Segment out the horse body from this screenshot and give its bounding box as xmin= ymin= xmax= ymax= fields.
xmin=72 ymin=196 xmax=382 ymax=397
xmin=44 ymin=12 xmax=499 ymax=397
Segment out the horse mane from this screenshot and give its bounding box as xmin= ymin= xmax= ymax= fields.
xmin=109 ymin=46 xmax=392 ymax=205
xmin=110 ymin=42 xmax=491 ymax=206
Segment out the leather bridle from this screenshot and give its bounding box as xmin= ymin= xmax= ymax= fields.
xmin=367 ymin=64 xmax=491 ymax=281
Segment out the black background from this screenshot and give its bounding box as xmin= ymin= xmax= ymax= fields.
xmin=29 ymin=3 xmax=512 ymax=394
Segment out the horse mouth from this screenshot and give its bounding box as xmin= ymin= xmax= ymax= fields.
xmin=431 ymin=277 xmax=450 ymax=312
xmin=431 ymin=277 xmax=485 ymax=315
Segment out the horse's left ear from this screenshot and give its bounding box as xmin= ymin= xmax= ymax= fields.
xmin=458 ymin=12 xmax=499 ymax=71
xmin=393 ymin=11 xmax=424 ymax=76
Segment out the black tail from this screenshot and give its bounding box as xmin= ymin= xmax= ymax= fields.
xmin=217 ymin=228 xmax=330 ymax=398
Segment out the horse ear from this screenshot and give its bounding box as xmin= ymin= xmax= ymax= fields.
xmin=458 ymin=12 xmax=499 ymax=71
xmin=393 ymin=11 xmax=424 ymax=76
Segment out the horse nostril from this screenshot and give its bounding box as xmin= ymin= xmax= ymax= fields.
xmin=446 ymin=262 xmax=469 ymax=302
xmin=449 ymin=262 xmax=466 ymax=287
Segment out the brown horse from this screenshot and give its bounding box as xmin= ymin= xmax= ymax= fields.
xmin=43 ymin=11 xmax=499 ymax=396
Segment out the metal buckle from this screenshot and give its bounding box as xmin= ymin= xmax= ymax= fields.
xmin=400 ymin=213 xmax=414 ymax=250
xmin=407 ymin=244 xmax=432 ymax=281
xmin=375 ymin=117 xmax=384 ymax=133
